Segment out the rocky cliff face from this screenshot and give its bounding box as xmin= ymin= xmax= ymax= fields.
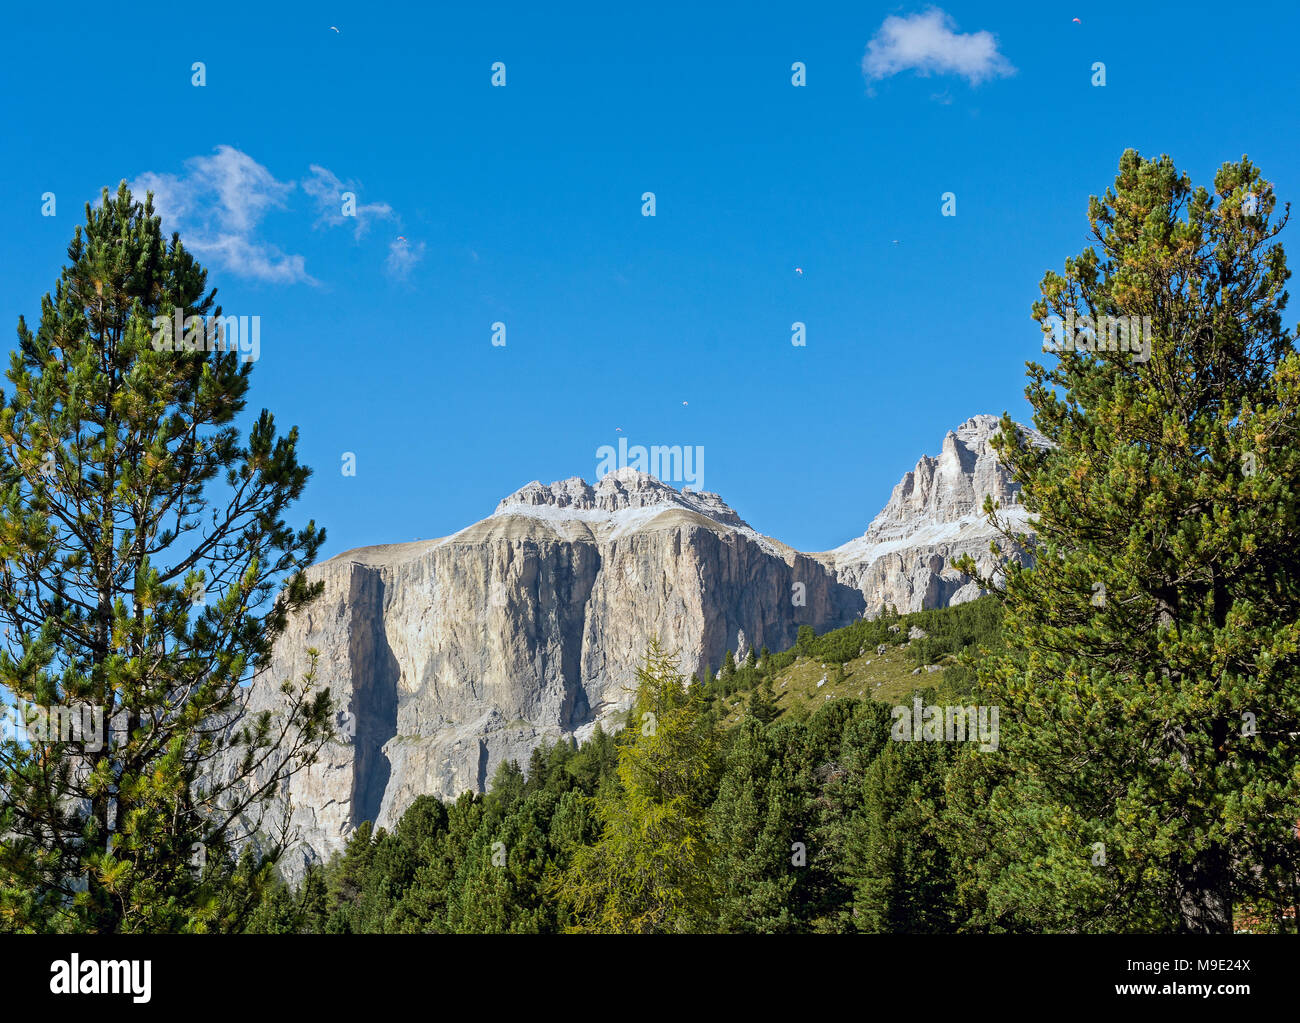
xmin=823 ymin=414 xmax=1047 ymax=613
xmin=249 ymin=467 xmax=865 ymax=877
xmin=240 ymin=417 xmax=1041 ymax=877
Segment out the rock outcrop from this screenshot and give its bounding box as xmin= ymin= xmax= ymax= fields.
xmin=822 ymin=414 xmax=1047 ymax=613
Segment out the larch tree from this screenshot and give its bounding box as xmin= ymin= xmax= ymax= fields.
xmin=559 ymin=640 xmax=721 ymax=933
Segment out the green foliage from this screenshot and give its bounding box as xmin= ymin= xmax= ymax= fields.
xmin=747 ymin=676 xmax=777 ymax=726
xmin=707 ymin=720 xmax=811 ymax=932
xmin=559 ymin=641 xmax=722 ymax=932
xmin=956 ymin=150 xmax=1300 ymax=933
xmin=846 ymin=739 xmax=958 ymax=932
xmin=0 ymin=183 xmax=330 ymax=934
xmin=904 ymin=596 xmax=1003 ymax=668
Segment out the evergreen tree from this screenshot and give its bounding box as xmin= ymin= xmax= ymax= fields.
xmin=487 ymin=759 xmax=526 ymax=811
xmin=524 ymin=744 xmax=550 ymax=796
xmin=0 ymin=184 xmax=331 ymax=933
xmin=243 ymin=874 xmax=300 ymax=934
xmin=846 ymin=739 xmax=957 ymax=933
xmin=707 ymin=719 xmax=809 ymax=932
xmin=446 ymin=793 xmax=554 ymax=934
xmin=958 ymin=150 xmax=1300 ymax=932
xmin=747 ymin=676 xmax=777 ymax=726
xmin=802 ymin=699 xmax=893 ymax=930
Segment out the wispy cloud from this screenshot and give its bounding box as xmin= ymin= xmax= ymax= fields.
xmin=302 ymin=164 xmax=395 ymax=239
xmin=863 ymin=8 xmax=1014 ymax=86
xmin=132 ymin=146 xmax=312 ymax=284
xmin=130 ymin=147 xmax=412 ymax=285
xmin=385 ymin=237 xmax=426 ymax=280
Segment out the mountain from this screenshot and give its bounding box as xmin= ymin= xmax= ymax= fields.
xmin=240 ymin=466 xmax=865 ymax=877
xmin=823 ymin=414 xmax=1047 ymax=611
xmin=233 ymin=415 xmax=1040 ymax=876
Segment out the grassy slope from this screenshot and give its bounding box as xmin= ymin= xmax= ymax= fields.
xmin=714 ymin=600 xmax=990 ymax=728
xmin=718 ymin=647 xmax=951 ymax=727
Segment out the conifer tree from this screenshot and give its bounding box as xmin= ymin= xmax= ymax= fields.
xmin=559 ymin=641 xmax=720 ymax=932
xmin=747 ymin=676 xmax=777 ymax=726
xmin=958 ymin=151 xmax=1300 ymax=932
xmin=846 ymin=739 xmax=957 ymax=933
xmin=707 ymin=719 xmax=808 ymax=932
xmin=0 ymin=184 xmax=332 ymax=933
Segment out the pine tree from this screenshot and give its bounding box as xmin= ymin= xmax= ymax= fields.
xmin=846 ymin=739 xmax=957 ymax=933
xmin=487 ymin=759 xmax=526 ymax=811
xmin=747 ymin=676 xmax=777 ymax=726
xmin=0 ymin=184 xmax=332 ymax=933
xmin=707 ymin=720 xmax=809 ymax=932
xmin=958 ymin=151 xmax=1300 ymax=932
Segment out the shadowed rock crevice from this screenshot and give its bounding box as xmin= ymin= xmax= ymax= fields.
xmin=346 ymin=567 xmax=398 ymax=830
xmin=476 ymin=740 xmax=489 ymax=794
xmin=558 ymin=547 xmax=598 ymax=729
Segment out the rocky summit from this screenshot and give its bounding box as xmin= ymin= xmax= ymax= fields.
xmin=236 ymin=416 xmax=1041 ymax=877
xmin=823 ymin=414 xmax=1048 ymax=612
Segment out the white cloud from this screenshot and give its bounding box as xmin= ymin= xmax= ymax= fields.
xmin=132 ymin=146 xmax=313 ymax=284
xmin=385 ymin=237 xmax=425 ymax=280
xmin=130 ymin=147 xmax=416 ymax=285
xmin=302 ymin=164 xmax=395 ymax=239
xmin=862 ymin=8 xmax=1014 ymax=86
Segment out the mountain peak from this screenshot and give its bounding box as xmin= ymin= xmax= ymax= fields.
xmin=952 ymin=413 xmax=1004 ymax=438
xmin=494 ymin=470 xmax=747 ymax=528
xmin=833 ymin=414 xmax=1043 ymax=558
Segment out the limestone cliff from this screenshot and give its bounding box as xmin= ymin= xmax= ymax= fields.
xmin=252 ymin=467 xmax=864 ymax=877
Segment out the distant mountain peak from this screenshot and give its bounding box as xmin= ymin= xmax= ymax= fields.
xmin=832 ymin=414 xmax=1045 ymax=561
xmin=494 ymin=469 xmax=747 ymax=528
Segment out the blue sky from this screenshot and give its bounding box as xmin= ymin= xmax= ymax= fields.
xmin=3 ymin=0 xmax=1298 ymax=559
